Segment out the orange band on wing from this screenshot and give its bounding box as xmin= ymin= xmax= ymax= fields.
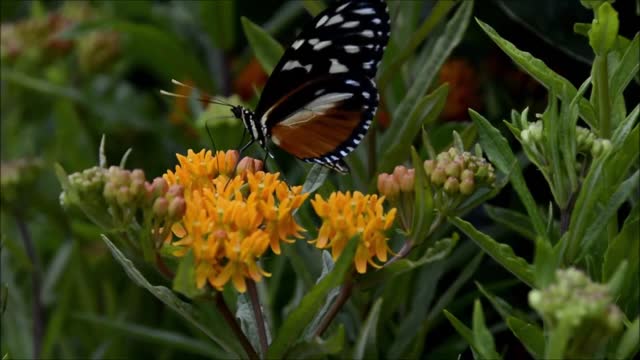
xmin=270 ymin=109 xmax=361 ymax=159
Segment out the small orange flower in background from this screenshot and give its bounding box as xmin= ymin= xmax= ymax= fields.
xmin=439 ymin=58 xmax=482 ymax=121
xmin=163 ymin=149 xmax=308 ymax=292
xmin=311 ymin=191 xmax=397 ymax=274
xmin=233 ymin=57 xmax=269 ymax=101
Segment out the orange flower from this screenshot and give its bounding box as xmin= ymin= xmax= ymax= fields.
xmin=311 ymin=191 xmax=396 ymax=274
xmin=439 ymin=58 xmax=482 ymax=121
xmin=233 ymin=57 xmax=268 ymax=101
xmin=164 ymin=149 xmax=307 ymax=292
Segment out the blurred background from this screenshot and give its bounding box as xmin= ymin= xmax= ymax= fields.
xmin=1 ymin=0 xmax=638 ymax=359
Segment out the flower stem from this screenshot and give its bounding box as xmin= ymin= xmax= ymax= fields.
xmin=215 ymin=293 xmax=259 ymax=360
xmin=313 ymin=276 xmax=354 ymax=338
xmin=247 ymin=279 xmax=269 ymax=357
xmin=15 ymin=214 xmax=43 ymax=359
xmin=154 ymin=253 xmax=175 ymax=279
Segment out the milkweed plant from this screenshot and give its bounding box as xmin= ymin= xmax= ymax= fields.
xmin=1 ymin=0 xmax=637 ymax=359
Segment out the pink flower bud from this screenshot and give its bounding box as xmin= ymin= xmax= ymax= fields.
xmin=399 ymin=169 xmax=415 ymax=192
xmin=237 ymin=156 xmax=264 ymax=177
xmin=168 ymin=197 xmax=186 ymax=220
xmin=152 ymin=197 xmax=169 ymax=218
xmin=223 ymin=150 xmax=240 ymax=175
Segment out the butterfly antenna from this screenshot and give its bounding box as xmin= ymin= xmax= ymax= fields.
xmin=160 ymin=79 xmax=234 ymax=108
xmin=205 ymin=121 xmax=217 ymax=152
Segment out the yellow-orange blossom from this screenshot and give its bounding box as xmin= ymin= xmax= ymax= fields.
xmin=163 ymin=149 xmax=307 ymax=292
xmin=311 ymin=191 xmax=397 ymax=273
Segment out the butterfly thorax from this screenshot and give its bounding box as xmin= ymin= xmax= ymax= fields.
xmin=231 ymin=105 xmax=268 ymax=148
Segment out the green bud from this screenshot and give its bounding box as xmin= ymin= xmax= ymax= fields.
xmin=444 ymin=162 xmax=461 ymax=178
xmin=116 ymin=186 xmax=130 ymax=206
xmin=423 ymin=160 xmax=436 ymax=176
xmin=431 ymin=167 xmax=447 ymax=185
xmin=461 ymin=169 xmax=474 ymax=181
xmin=444 ymin=177 xmax=459 ymax=193
xmin=460 ymin=178 xmax=475 ymax=195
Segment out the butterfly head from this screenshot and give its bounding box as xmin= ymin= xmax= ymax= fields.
xmin=231 ymin=105 xmax=267 ymax=148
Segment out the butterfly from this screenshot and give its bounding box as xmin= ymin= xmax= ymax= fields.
xmin=232 ymin=0 xmax=390 ymax=173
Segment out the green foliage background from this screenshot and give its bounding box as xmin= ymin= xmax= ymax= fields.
xmin=1 ymin=0 xmax=638 ymax=359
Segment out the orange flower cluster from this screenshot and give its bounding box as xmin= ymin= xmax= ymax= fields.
xmin=311 ymin=191 xmax=396 ymax=274
xmin=164 ymin=149 xmax=308 ymax=292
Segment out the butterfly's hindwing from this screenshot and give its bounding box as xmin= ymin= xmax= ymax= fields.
xmin=268 ymin=74 xmax=377 ymax=170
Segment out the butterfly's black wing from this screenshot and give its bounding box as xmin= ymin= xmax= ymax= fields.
xmin=252 ymin=0 xmax=390 ymax=172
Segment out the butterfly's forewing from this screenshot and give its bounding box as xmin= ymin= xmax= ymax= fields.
xmin=253 ymin=0 xmax=390 ymax=172
xmin=256 ymin=0 xmax=389 ymax=122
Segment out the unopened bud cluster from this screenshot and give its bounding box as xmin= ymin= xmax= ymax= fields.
xmin=521 ymin=121 xmax=611 ymax=158
xmin=61 ymin=165 xmax=185 ymax=231
xmin=529 ymin=268 xmax=622 ymax=357
xmin=424 ymin=147 xmax=496 ymax=196
xmin=377 ymin=165 xmax=415 ymax=198
xmin=575 ymin=126 xmax=612 ymax=157
xmin=102 ymin=167 xmax=185 ymax=222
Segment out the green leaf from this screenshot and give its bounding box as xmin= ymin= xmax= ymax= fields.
xmin=302 ymin=0 xmax=325 ymax=16
xmin=241 ymin=17 xmax=285 ymax=74
xmin=353 ymin=298 xmax=383 ymax=360
xmin=577 ymin=170 xmax=639 ymax=260
xmin=75 ymin=313 xmax=225 ymax=358
xmin=445 ymin=308 xmax=499 ymax=359
xmin=302 ymin=165 xmax=330 ymax=194
xmin=472 ymin=300 xmax=500 ymax=359
xmin=359 ymin=235 xmax=458 ymax=289
xmin=612 ymin=104 xmax=639 ymax=149
xmin=545 ymin=320 xmax=573 ymax=359
xmin=172 ymin=250 xmax=205 ymax=299
xmin=476 ymin=19 xmax=597 ymax=127
xmin=610 ymin=34 xmax=639 ymax=104
xmin=469 ymin=110 xmax=547 ymax=241
xmin=449 ymin=216 xmax=535 ymax=287
xmin=533 ymin=236 xmax=559 ymax=289
xmin=506 ymin=317 xmax=545 ymax=359
xmin=388 ymin=0 xmax=472 ymax=131
xmin=378 ymin=84 xmax=448 ymax=172
xmin=588 ymin=2 xmax=619 ymax=55
xmin=267 ymin=236 xmax=358 ymax=359
xmin=484 ymin=205 xmax=536 ymax=242
xmin=200 ymin=1 xmax=236 ymax=50
xmin=287 ymin=325 xmax=345 ymax=359
xmin=379 ymin=0 xmax=459 ymax=89
xmin=41 ymin=241 xmax=73 ymax=306
xmin=101 ymin=236 xmax=242 ymax=357
xmin=603 ymin=203 xmax=639 ymax=280
xmin=616 ymin=317 xmax=640 ymax=359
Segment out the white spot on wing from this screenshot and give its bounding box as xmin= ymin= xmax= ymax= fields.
xmin=372 ymin=18 xmax=381 ymax=24
xmin=326 ymin=14 xmax=344 ymax=26
xmin=344 ymin=45 xmax=359 ymax=53
xmin=346 ymin=79 xmax=360 ymax=86
xmin=336 ymin=2 xmax=349 ymax=12
xmin=329 ymin=58 xmax=348 ymax=73
xmin=291 ymin=39 xmax=305 ymax=50
xmin=353 ymin=8 xmax=375 ymax=15
xmin=313 ymin=40 xmax=332 ymax=50
xmin=316 ymin=15 xmax=328 ymax=28
xmin=282 ymin=60 xmax=312 ymax=72
xmin=362 ymin=91 xmax=370 ymax=99
xmin=341 ymin=20 xmax=359 ymax=28
xmin=308 ymin=38 xmax=320 ymax=45
xmin=361 ymin=30 xmax=374 ymax=38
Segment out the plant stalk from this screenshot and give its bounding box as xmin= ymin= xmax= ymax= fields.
xmin=313 ymin=275 xmax=354 ymax=338
xmin=247 ymin=279 xmax=269 ymax=357
xmin=215 ymin=293 xmax=259 ymax=360
xmin=15 ymin=214 xmax=43 ymax=359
